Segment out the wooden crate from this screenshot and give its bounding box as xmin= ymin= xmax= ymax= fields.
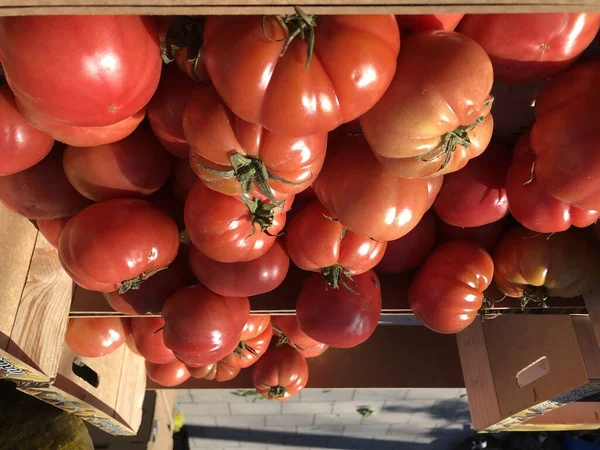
xmin=458 ymin=315 xmax=600 ymax=432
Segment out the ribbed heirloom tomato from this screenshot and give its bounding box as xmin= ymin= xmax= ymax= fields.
xmin=203 ymin=14 xmax=400 ymax=137
xmin=146 ymin=360 xmax=190 ymax=387
xmin=0 ymin=84 xmax=54 ymax=176
xmin=272 ymin=315 xmax=328 ymax=357
xmin=360 ymin=30 xmax=494 ymax=179
xmin=66 ymin=318 xmax=129 ymax=358
xmin=506 ymin=134 xmax=599 ymax=233
xmin=58 ymin=198 xmax=180 ymax=292
xmin=458 ymin=13 xmax=600 ymax=84
xmin=37 ymin=217 xmax=70 ymax=248
xmin=188 ymin=362 xmax=241 ymax=382
xmin=222 ymin=320 xmax=274 ymax=369
xmin=313 ymin=135 xmax=432 ymax=242
xmin=131 ymin=317 xmax=176 ymax=365
xmin=493 ymin=226 xmax=600 ymax=303
xmin=285 ymin=200 xmax=386 ymax=289
xmin=529 ymin=60 xmax=600 ymax=211
xmin=396 ymin=14 xmax=464 ymax=33
xmin=189 ymin=240 xmax=289 ymax=297
xmin=252 ymin=345 xmax=309 ymax=401
xmin=438 ymin=217 xmax=511 ymax=253
xmin=184 ymin=85 xmax=327 ymax=200
xmin=0 ymin=15 xmax=161 ymax=127
xmin=409 ymin=241 xmax=494 ymax=334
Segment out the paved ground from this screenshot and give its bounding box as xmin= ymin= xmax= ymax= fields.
xmin=178 ymin=388 xmax=474 ymax=449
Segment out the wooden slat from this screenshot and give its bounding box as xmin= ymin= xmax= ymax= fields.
xmin=573 ymin=315 xmax=600 ymax=381
xmin=113 ymin=349 xmax=146 ymax=432
xmin=509 ymin=402 xmax=600 ymax=431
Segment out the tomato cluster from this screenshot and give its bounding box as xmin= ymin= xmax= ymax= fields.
xmin=2 ymin=12 xmax=600 ymax=397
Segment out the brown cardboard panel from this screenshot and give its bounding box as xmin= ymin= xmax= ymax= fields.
xmin=148 ymin=325 xmax=464 ymax=389
xmin=0 ymin=206 xmax=37 ymax=350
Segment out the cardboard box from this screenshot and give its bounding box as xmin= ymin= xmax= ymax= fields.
xmin=458 ymin=315 xmax=600 ymax=432
xmin=0 ymin=205 xmax=146 ymax=436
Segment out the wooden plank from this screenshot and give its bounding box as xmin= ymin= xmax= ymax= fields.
xmin=148 ymin=325 xmax=464 ymax=389
xmin=457 ymin=320 xmax=502 ymax=431
xmin=509 ymin=402 xmax=600 ymax=431
xmin=7 ymin=234 xmax=73 ymax=378
xmin=572 ymin=315 xmax=600 ymax=381
xmin=113 ymin=348 xmax=146 ymax=432
xmin=0 ymin=206 xmax=37 ymax=351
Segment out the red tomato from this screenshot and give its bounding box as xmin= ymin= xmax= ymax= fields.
xmin=313 ymin=135 xmax=430 ymax=241
xmin=458 ymin=13 xmax=600 ymax=84
xmin=252 ymin=345 xmax=309 ymax=401
xmin=146 ymin=360 xmax=190 ymax=387
xmin=147 ymin=64 xmax=197 ymax=159
xmin=65 ymin=317 xmax=129 ymax=358
xmin=190 ymin=240 xmax=289 ymax=297
xmin=240 ymin=315 xmax=272 ymax=341
xmin=63 ymin=124 xmax=173 ymax=202
xmin=0 ymin=84 xmax=54 ymax=176
xmin=171 ymin=158 xmax=197 ymax=204
xmin=507 ymin=134 xmax=599 ymax=233
xmin=222 ymin=323 xmax=274 ymax=369
xmin=188 ymin=362 xmax=241 ymax=382
xmin=361 ymin=31 xmax=494 ymax=179
xmin=184 ymin=85 xmax=327 ymax=199
xmin=0 ymin=145 xmax=92 ymax=220
xmin=438 ymin=216 xmax=511 ymax=253
xmin=37 ymin=217 xmax=70 ymax=248
xmin=530 ymin=60 xmax=600 ymax=211
xmin=59 ymin=198 xmax=180 ymax=292
xmin=285 ymin=200 xmax=386 ymax=288
xmin=296 ymin=270 xmax=381 ymax=348
xmin=396 ymin=14 xmax=464 ymax=33
xmin=131 ymin=317 xmax=176 ymax=365
xmin=17 ymin=99 xmax=145 ymax=148
xmin=175 ymin=46 xmax=210 ymax=83
xmin=493 ymin=226 xmax=600 ymax=300
xmin=297 ymin=342 xmax=329 ymax=359
xmin=105 ymin=251 xmax=194 ymax=314
xmin=204 ymin=15 xmax=400 ymax=137
xmin=376 ymin=211 xmax=437 ymax=274
xmin=184 ymin=180 xmax=290 ymax=263
xmin=409 ymin=241 xmax=494 ymax=334
xmin=162 ymin=284 xmax=250 ymax=367
xmin=0 ymin=16 xmax=161 ymax=127
xmin=433 ymin=141 xmax=511 ymax=227
xmin=272 ymin=315 xmax=323 ymax=350
xmin=426 ymin=176 xmax=444 ymax=210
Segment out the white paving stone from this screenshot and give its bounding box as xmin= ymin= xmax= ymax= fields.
xmin=282 ymin=401 xmax=333 ymax=415
xmin=266 ymin=414 xmax=315 ymax=427
xmin=297 ymin=425 xmax=344 ymax=436
xmin=190 ymin=438 xmax=240 ymax=448
xmin=190 ymin=389 xmax=250 ymax=403
xmin=404 ymin=388 xmax=463 ymax=400
xmin=314 ymin=414 xmax=362 ymax=426
xmin=230 ymin=401 xmax=282 ymax=416
xmin=186 ymin=415 xmax=217 ymax=426
xmin=300 ymin=389 xmax=355 ymax=402
xmin=216 ymin=415 xmax=266 ymax=428
xmin=179 ymin=401 xmax=231 ymax=417
xmin=332 ymin=400 xmax=385 ymax=415
xmin=177 ymin=389 xmax=192 ymax=402
xmin=353 ymin=388 xmax=408 ymax=402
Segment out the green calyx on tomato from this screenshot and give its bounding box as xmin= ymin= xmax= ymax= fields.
xmin=239 ymin=194 xmax=282 ymax=235
xmin=234 ymin=340 xmax=258 ymax=358
xmin=521 ymin=285 xmax=549 ymax=309
xmin=161 ymin=16 xmax=205 ymax=70
xmin=268 ymin=385 xmax=287 ymax=400
xmin=262 ymin=6 xmax=316 ymax=69
xmin=320 ymin=264 xmax=357 ymax=292
xmin=119 ymin=266 xmax=168 ymax=294
xmin=416 ymin=96 xmax=494 ymax=174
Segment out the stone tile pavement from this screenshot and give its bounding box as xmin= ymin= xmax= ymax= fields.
xmin=179 ymin=388 xmax=475 ymax=449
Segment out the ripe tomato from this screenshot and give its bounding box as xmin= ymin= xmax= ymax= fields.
xmin=190 ymin=240 xmax=289 ymax=297
xmin=240 ymin=315 xmax=272 ymax=341
xmin=184 ymin=180 xmax=290 ymax=263
xmin=188 ymin=362 xmax=241 ymax=382
xmin=493 ymin=226 xmax=600 ymax=301
xmin=66 ymin=317 xmax=129 ymax=358
xmin=433 ymin=140 xmax=511 ymax=227
xmin=426 ymin=176 xmax=443 ymax=210
xmin=0 ymin=84 xmax=54 ymax=176
xmin=147 ymin=65 xmax=197 ymax=159
xmin=37 ymin=217 xmax=70 ymax=248
xmin=131 ymin=317 xmax=176 ymax=365
xmin=297 ymin=342 xmax=329 ymax=359
xmin=272 ymin=315 xmax=323 ymax=350
xmin=409 ymin=241 xmax=494 ymax=334
xmin=458 ymin=13 xmax=600 ymax=84
xmin=530 ymin=61 xmax=600 ymax=211
xmin=146 ymin=360 xmax=190 ymax=387
xmin=360 ymin=31 xmax=493 ymax=179
xmin=314 ymin=135 xmax=431 ymax=241
xmin=172 ymin=158 xmax=197 ymax=203
xmin=297 ymin=270 xmax=381 ymax=348
xmin=105 ymin=250 xmax=194 ymax=314
xmin=162 ymin=284 xmax=250 ymax=367
xmin=0 ymin=16 xmax=161 ymax=127
xmin=0 ymin=145 xmax=91 ymax=220
xmin=252 ymin=345 xmax=308 ymax=401
xmin=396 ymin=14 xmax=464 ymax=33
xmin=17 ymin=99 xmax=145 ymax=148
xmin=59 ymin=198 xmax=180 ymax=292
xmin=204 ymin=14 xmax=400 ymax=137
xmin=376 ymin=211 xmax=437 ymax=274
xmin=63 ymin=124 xmax=173 ymax=202
xmin=184 ymin=85 xmax=327 ymax=201
xmin=285 ymin=200 xmax=386 ymax=288
xmin=507 ymin=134 xmax=599 ymax=233
xmin=438 ymin=216 xmax=512 ymax=253
xmin=222 ymin=322 xmax=273 ymax=369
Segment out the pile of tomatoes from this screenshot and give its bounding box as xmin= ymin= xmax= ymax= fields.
xmin=1 ymin=12 xmax=600 ymax=397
